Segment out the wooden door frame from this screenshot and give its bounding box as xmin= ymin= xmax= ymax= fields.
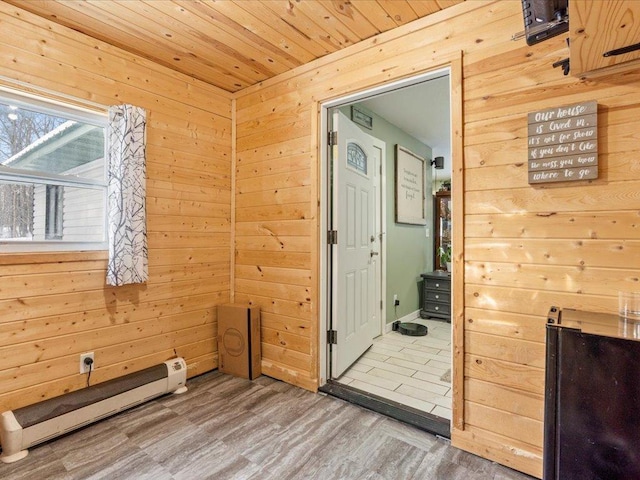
xmin=318 ymin=53 xmax=464 ymax=433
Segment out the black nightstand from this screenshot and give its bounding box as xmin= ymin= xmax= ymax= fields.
xmin=420 ymin=271 xmax=451 ymax=322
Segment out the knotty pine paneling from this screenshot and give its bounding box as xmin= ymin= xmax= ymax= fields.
xmin=0 ymin=12 xmax=230 ymax=116
xmin=465 ymin=353 xmax=544 ymax=396
xmin=0 ymin=3 xmax=232 ymax=412
xmin=465 ymin=378 xmax=544 ymax=421
xmin=465 ymin=308 xmax=546 ymax=343
xmin=465 ymin=400 xmax=543 ymax=449
xmin=465 ymin=238 xmax=640 ymax=269
xmin=465 ymin=331 xmax=545 ymax=369
xmin=235 ymin=1 xmax=640 ymax=477
xmin=465 ymin=210 xmax=640 ymax=239
xmin=236 ymin=153 xmax=312 ymax=180
xmin=455 ymin=424 xmax=543 ymax=476
xmin=4 ymin=0 xmax=640 ymax=476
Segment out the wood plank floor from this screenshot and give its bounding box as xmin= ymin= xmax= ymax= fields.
xmin=0 ymin=371 xmax=533 ymax=480
xmin=338 ymin=318 xmax=452 ymax=420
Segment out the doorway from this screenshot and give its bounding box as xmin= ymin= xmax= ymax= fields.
xmin=320 ymin=68 xmax=454 ymax=436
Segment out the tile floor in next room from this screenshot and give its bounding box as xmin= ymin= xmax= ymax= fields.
xmin=337 ymin=318 xmax=452 ymax=420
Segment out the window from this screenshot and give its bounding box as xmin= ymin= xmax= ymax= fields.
xmin=0 ymin=88 xmax=107 ymax=250
xmin=346 ymin=142 xmax=367 ymax=175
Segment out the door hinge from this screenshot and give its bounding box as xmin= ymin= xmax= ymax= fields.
xmin=380 ymin=300 xmax=383 ymax=309
xmin=328 ymin=131 xmax=337 ymax=146
xmin=327 ymin=330 xmax=337 ymax=344
xmin=327 ymin=230 xmax=338 ymax=245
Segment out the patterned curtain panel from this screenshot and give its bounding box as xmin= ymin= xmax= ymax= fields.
xmin=106 ymin=104 xmax=148 ymax=286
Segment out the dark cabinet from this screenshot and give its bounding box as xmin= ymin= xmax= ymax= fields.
xmin=544 ymin=307 xmax=640 ymax=480
xmin=420 ymin=271 xmax=450 ymax=321
xmin=434 ymin=191 xmax=451 ymax=271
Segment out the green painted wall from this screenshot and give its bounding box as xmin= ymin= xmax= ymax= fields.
xmin=339 ymin=105 xmax=433 ymax=324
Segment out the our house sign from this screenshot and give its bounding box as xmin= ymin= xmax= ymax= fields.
xmin=527 ymin=101 xmax=598 ymax=184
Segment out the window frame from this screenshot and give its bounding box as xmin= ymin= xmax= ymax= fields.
xmin=0 ymin=87 xmax=109 ymax=252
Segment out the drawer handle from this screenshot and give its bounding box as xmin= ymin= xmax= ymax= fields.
xmin=435 ymin=295 xmax=439 ymax=299
xmin=435 ymin=283 xmax=440 ymax=287
xmin=435 ymin=306 xmax=439 ymax=310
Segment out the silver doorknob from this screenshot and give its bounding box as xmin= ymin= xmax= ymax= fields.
xmin=370 ymin=251 xmax=379 ymax=257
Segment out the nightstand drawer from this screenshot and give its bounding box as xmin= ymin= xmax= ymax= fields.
xmin=424 ymin=290 xmax=451 ymax=303
xmin=424 ymin=278 xmax=450 ymax=291
xmin=423 ymin=302 xmax=450 ymax=315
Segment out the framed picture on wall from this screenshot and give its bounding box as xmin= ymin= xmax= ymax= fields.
xmin=395 ymin=145 xmax=427 ymax=225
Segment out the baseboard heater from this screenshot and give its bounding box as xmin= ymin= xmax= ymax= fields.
xmin=0 ymin=357 xmax=187 ymax=463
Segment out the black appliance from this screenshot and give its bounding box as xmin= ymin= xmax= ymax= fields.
xmin=521 ymin=0 xmax=568 ymax=46
xmin=544 ymin=307 xmax=640 ymax=479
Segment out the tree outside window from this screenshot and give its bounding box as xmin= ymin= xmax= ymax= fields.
xmin=0 ymin=91 xmax=107 ymax=248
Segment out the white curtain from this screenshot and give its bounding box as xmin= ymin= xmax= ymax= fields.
xmin=106 ymin=104 xmax=148 ymax=286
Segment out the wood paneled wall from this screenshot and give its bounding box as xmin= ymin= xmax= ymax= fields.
xmin=235 ymin=1 xmax=640 ymax=477
xmin=3 ymin=1 xmax=640 ymax=477
xmin=0 ymin=3 xmax=232 ymax=411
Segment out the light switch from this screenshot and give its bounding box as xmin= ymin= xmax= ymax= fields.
xmin=425 ymin=228 xmax=430 ymax=238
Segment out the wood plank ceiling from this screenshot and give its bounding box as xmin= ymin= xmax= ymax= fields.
xmin=5 ymin=0 xmax=465 ymax=92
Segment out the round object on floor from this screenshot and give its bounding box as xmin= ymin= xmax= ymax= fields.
xmin=398 ymin=322 xmax=428 ymax=336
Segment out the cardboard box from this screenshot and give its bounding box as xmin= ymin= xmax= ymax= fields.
xmin=217 ymin=304 xmax=261 ymax=379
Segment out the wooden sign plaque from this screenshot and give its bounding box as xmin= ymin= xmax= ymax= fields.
xmin=527 ymin=101 xmax=598 ymax=184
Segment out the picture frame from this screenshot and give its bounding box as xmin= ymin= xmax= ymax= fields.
xmin=351 ymin=106 xmax=373 ymax=129
xmin=395 ymin=145 xmax=426 ymax=225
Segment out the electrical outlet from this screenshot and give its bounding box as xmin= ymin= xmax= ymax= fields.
xmin=393 ymin=294 xmax=400 ymax=306
xmin=80 ymin=352 xmax=94 ymax=374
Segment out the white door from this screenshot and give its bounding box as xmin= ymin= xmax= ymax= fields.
xmin=330 ymin=110 xmax=384 ymax=378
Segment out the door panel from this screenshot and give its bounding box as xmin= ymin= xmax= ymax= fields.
xmin=331 ymin=110 xmax=384 ymax=377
